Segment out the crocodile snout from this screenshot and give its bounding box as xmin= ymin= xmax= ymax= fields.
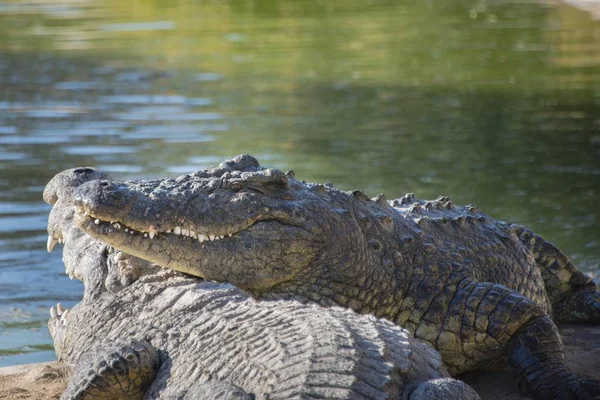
xmin=74 ymin=179 xmax=134 ymax=222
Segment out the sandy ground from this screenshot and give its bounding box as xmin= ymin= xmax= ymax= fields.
xmin=462 ymin=324 xmax=600 ymax=399
xmin=0 ymin=325 xmax=597 ymax=399
xmin=0 ymin=362 xmax=65 ymax=400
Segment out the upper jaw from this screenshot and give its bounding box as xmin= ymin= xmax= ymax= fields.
xmin=73 ymin=178 xmax=319 ymax=245
xmin=72 ymin=178 xmax=255 ymax=240
xmin=75 ymin=205 xmax=248 ymax=244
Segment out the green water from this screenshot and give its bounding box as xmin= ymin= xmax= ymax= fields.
xmin=0 ymin=0 xmax=598 ymax=366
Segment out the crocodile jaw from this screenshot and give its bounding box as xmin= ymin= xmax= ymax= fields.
xmin=75 ymin=210 xmax=322 ymax=292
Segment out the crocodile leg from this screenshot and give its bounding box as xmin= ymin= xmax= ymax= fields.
xmin=60 ymin=340 xmax=160 ymax=400
xmin=511 ymin=225 xmax=600 ymax=323
xmin=507 ymin=315 xmax=600 ymax=399
xmin=410 ymin=279 xmax=599 ymax=399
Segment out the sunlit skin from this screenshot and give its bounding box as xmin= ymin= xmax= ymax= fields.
xmin=73 ymin=155 xmax=600 ymax=400
xmin=43 ymin=166 xmax=479 ymax=400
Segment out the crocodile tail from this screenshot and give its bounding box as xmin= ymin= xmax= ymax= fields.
xmin=508 ymin=223 xmax=600 ymax=323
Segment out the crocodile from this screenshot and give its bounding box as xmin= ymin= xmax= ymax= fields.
xmin=71 ymin=154 xmax=600 ymax=399
xmin=44 ymin=167 xmax=480 ymax=399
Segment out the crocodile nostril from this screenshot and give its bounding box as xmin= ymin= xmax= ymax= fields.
xmin=74 ymin=167 xmax=95 ymax=174
xmin=100 ymin=181 xmax=110 ymax=187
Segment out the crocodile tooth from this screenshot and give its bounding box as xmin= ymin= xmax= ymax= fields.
xmin=94 ymin=219 xmax=100 ymax=225
xmin=198 ymin=234 xmax=206 ymax=242
xmin=57 ymin=303 xmax=65 ymax=316
xmin=149 ymin=232 xmax=155 ymax=239
xmin=190 ymin=230 xmax=196 ymax=238
xmin=50 ymin=306 xmax=57 ymax=318
xmin=209 ymin=235 xmax=215 ymax=241
xmin=124 ymin=228 xmax=129 ymax=232
xmin=174 ymin=227 xmax=181 ymax=235
xmin=219 ymin=235 xmax=224 ymax=239
xmin=182 ymin=229 xmax=189 ymax=236
xmin=60 ymin=309 xmax=70 ymax=321
xmin=62 ymin=319 xmax=68 ymax=327
xmin=47 ymin=236 xmax=58 ymax=253
xmin=143 ymin=232 xmax=148 ymax=238
xmin=228 ymin=233 xmax=232 ymax=237
xmin=114 ymin=223 xmax=121 ymax=229
xmin=69 ymin=274 xmax=74 ymax=280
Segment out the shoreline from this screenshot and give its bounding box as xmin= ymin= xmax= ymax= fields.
xmin=0 ymin=362 xmax=58 ymax=376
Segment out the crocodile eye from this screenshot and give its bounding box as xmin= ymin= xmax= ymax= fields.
xmin=231 ymin=181 xmax=244 ymax=191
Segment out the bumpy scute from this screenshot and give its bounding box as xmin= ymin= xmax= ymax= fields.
xmin=45 ymin=167 xmax=480 ymax=399
xmin=64 ymin=155 xmax=600 ymax=399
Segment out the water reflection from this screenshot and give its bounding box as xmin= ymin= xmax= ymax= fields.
xmin=0 ymin=0 xmax=599 ymax=366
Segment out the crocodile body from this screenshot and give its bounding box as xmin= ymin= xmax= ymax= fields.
xmin=71 ymin=154 xmax=600 ymax=399
xmin=44 ymin=167 xmax=478 ymax=400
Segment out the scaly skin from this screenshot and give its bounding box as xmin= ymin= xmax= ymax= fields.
xmin=70 ymin=155 xmax=600 ymax=399
xmin=45 ymin=167 xmax=479 ymax=400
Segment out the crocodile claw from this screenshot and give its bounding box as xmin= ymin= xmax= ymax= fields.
xmin=555 ymin=287 xmax=600 ymax=323
xmin=572 ymin=289 xmax=600 ymax=323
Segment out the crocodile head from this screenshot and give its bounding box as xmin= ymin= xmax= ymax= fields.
xmin=44 ymin=167 xmax=167 ymax=300
xmin=44 ymin=167 xmax=178 ymax=363
xmin=44 ymin=167 xmax=115 ymax=300
xmin=72 ymin=155 xmax=364 ymax=294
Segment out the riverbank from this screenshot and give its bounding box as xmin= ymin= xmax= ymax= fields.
xmin=463 ymin=324 xmax=600 ymax=399
xmin=0 ymin=361 xmax=64 ymax=399
xmin=0 ymin=325 xmax=597 ymax=399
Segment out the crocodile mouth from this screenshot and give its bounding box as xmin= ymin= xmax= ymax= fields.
xmin=77 ymin=213 xmax=237 ymax=243
xmin=74 ymin=208 xmax=309 ymax=249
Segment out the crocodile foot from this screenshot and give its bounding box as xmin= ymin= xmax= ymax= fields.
xmin=562 ymin=287 xmax=600 ymax=324
xmin=60 ymin=339 xmax=160 ymax=400
xmin=508 ymin=315 xmax=600 ymax=400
